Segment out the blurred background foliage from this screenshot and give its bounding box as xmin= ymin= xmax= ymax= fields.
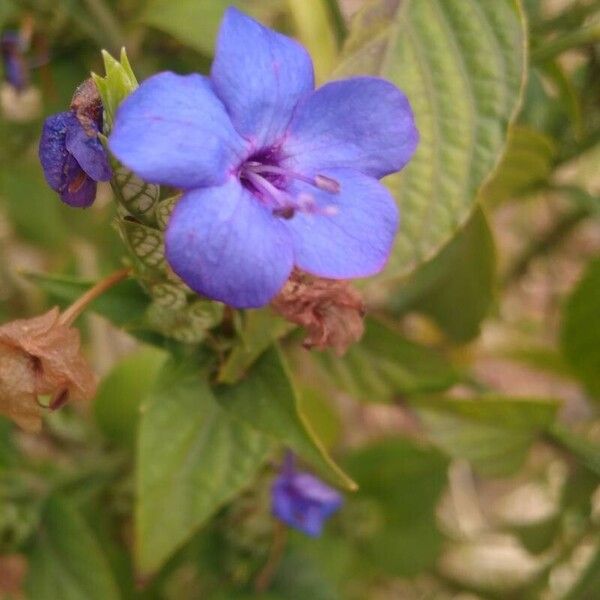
xmin=0 ymin=0 xmax=599 ymax=598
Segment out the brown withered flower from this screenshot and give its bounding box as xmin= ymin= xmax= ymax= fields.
xmin=0 ymin=269 xmax=130 ymax=432
xmin=0 ymin=308 xmax=97 ymax=432
xmin=271 ymin=269 xmax=365 ymax=355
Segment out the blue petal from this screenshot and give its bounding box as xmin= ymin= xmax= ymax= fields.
xmin=283 ymin=77 xmax=419 ymax=179
xmin=284 ymin=168 xmax=399 ymax=278
xmin=211 ymin=7 xmax=314 ymax=148
xmin=39 ymin=112 xmax=71 ymax=192
xmin=65 ymin=119 xmax=111 ymax=182
xmin=109 ymin=72 xmax=248 ymax=189
xmin=59 ymin=154 xmax=97 ymax=207
xmin=165 ymin=178 xmax=293 ymax=308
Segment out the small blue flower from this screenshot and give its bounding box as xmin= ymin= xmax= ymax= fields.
xmin=1 ymin=31 xmax=28 ymax=91
xmin=39 ymin=111 xmax=111 ymax=207
xmin=271 ymin=454 xmax=343 ymax=537
xmin=109 ymin=7 xmax=418 ymax=308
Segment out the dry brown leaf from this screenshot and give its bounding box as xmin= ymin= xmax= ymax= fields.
xmin=0 ymin=554 xmax=27 ymax=599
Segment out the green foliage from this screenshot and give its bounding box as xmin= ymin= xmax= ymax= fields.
xmin=344 ymin=438 xmax=448 ymax=576
xmin=2 ymin=0 xmax=599 ymax=597
xmin=413 ymin=396 xmax=560 ymax=476
xmin=25 ymin=496 xmax=120 ymax=600
xmin=336 ymin=0 xmax=526 ymax=281
xmin=391 ymin=207 xmax=496 ymax=342
xmin=561 ymin=258 xmax=600 ymax=400
xmin=216 ymin=346 xmax=356 ymax=491
xmin=316 ymin=317 xmax=459 ymax=402
xmin=94 ymin=347 xmax=167 ymax=447
xmin=136 ymin=358 xmax=272 ymax=574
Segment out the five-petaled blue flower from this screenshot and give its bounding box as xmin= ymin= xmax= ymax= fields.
xmin=271 ymin=454 xmax=343 ymax=537
xmin=109 ymin=8 xmax=418 ymax=308
xmin=39 ymin=110 xmax=112 ymax=207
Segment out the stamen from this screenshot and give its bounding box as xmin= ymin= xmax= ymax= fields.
xmin=245 ymin=163 xmax=340 ymax=195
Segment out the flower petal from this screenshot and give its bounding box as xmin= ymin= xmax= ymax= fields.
xmin=109 ymin=72 xmax=248 ymax=189
xmin=65 ymin=119 xmax=111 ymax=182
xmin=211 ymin=7 xmax=314 ymax=148
xmin=59 ymin=155 xmax=97 ymax=208
xmin=165 ymin=179 xmax=293 ymax=308
xmin=285 ymin=168 xmax=399 ymax=278
xmin=39 ymin=111 xmax=71 ymax=192
xmin=283 ymin=77 xmax=419 ymax=179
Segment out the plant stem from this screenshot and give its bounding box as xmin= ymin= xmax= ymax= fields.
xmin=532 ymin=23 xmax=600 ymax=62
xmin=59 ymin=268 xmax=131 ymax=327
xmin=255 ymin=521 xmax=287 ymax=593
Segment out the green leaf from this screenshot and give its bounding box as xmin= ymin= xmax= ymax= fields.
xmin=141 ymin=1 xmax=283 ymax=56
xmin=316 ymin=317 xmax=459 ymax=403
xmin=287 ymin=0 xmax=339 ymax=80
xmin=413 ymin=396 xmax=560 ymax=476
xmin=94 ymin=347 xmax=167 ymax=447
xmin=391 ymin=207 xmax=496 ymax=343
xmin=336 ymin=0 xmax=526 ymax=281
xmin=560 ymin=258 xmax=600 ymax=399
xmin=481 ymin=125 xmax=557 ymax=204
xmin=216 ymin=346 xmax=356 ymax=491
xmin=344 ymin=438 xmax=448 ymax=576
xmin=136 ymin=359 xmax=271 ymax=574
xmin=217 ymin=308 xmax=294 ymax=384
xmin=92 ymin=48 xmax=137 ymax=129
xmin=25 ymin=496 xmax=120 ymax=600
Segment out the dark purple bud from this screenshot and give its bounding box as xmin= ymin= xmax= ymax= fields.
xmin=39 ymin=110 xmax=111 ymax=208
xmin=271 ymin=453 xmax=343 ymax=537
xmin=1 ymin=31 xmax=29 ymax=91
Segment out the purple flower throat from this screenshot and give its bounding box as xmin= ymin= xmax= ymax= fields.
xmin=238 ymin=149 xmax=340 ymax=220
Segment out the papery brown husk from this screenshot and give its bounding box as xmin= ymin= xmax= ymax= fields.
xmin=0 ymin=554 xmax=27 ymax=599
xmin=271 ymin=269 xmax=365 ymax=355
xmin=0 ymin=308 xmax=97 ymax=432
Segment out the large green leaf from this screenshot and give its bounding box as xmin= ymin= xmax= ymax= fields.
xmin=141 ymin=1 xmax=283 ymax=56
xmin=26 ymin=496 xmax=120 ymax=600
xmin=560 ymin=258 xmax=600 ymax=400
xmin=391 ymin=206 xmax=496 ymax=342
xmin=413 ymin=396 xmax=560 ymax=476
xmin=336 ymin=0 xmax=526 ymax=281
xmin=94 ymin=347 xmax=167 ymax=448
xmin=344 ymin=438 xmax=448 ymax=577
xmin=136 ymin=359 xmax=271 ymax=574
xmin=316 ymin=317 xmax=459 ymax=403
xmin=216 ymin=346 xmax=356 ymax=490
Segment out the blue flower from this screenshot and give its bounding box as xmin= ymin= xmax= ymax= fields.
xmin=271 ymin=455 xmax=343 ymax=537
xmin=39 ymin=110 xmax=111 ymax=207
xmin=1 ymin=31 xmax=28 ymax=91
xmin=109 ymin=8 xmax=418 ymax=308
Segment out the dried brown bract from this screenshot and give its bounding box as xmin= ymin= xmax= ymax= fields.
xmin=70 ymin=77 xmax=103 ymax=134
xmin=271 ymin=269 xmax=365 ymax=355
xmin=0 ymin=554 xmax=27 ymax=599
xmin=0 ymin=308 xmax=97 ymax=432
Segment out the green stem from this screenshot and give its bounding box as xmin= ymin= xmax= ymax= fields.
xmin=546 ymin=422 xmax=600 ymax=477
xmin=532 ymin=23 xmax=600 ymax=63
xmin=503 ymin=204 xmax=591 ymax=284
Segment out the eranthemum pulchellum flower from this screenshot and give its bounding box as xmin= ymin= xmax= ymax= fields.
xmin=271 ymin=454 xmax=343 ymax=537
xmin=109 ymin=8 xmax=418 ymax=308
xmin=39 ymin=80 xmax=111 ymax=207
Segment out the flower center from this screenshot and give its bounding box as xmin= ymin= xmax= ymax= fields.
xmin=239 ymin=150 xmax=339 ymax=219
